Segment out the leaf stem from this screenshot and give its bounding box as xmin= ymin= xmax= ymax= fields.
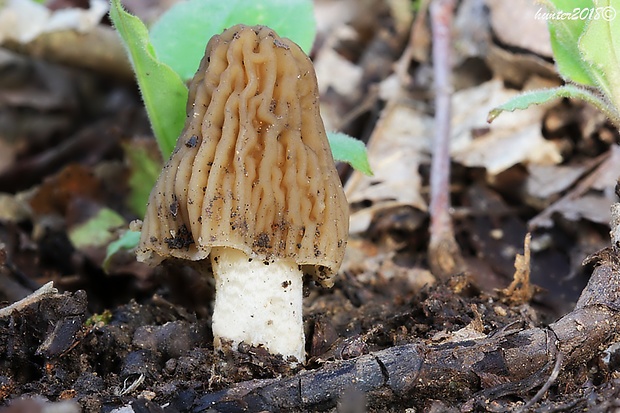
xmin=566 ymin=85 xmax=620 ymax=130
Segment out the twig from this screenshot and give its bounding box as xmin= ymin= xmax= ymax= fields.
xmin=0 ymin=281 xmax=57 ymax=318
xmin=428 ymin=0 xmax=466 ymax=279
xmin=519 ymin=347 xmax=563 ymax=412
xmin=611 ymin=202 xmax=620 ymax=248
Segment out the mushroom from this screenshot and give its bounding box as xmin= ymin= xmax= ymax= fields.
xmin=136 ymin=25 xmax=349 ymax=363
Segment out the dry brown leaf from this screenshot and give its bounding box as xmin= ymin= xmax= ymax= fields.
xmin=314 ymin=44 xmax=363 ymax=97
xmin=557 ymin=195 xmax=615 ymax=225
xmin=526 ymin=164 xmax=588 ymax=201
xmin=453 ymin=0 xmax=491 ymax=64
xmin=530 ymin=146 xmax=620 ymax=228
xmin=314 ymin=0 xmax=358 ymax=37
xmin=0 ymin=193 xmax=30 ymax=222
xmin=346 ymin=79 xmax=565 ymax=234
xmin=451 ymin=79 xmax=562 ymax=174
xmin=0 ymin=0 xmax=107 ymax=44
xmin=345 ymin=101 xmax=432 ymax=233
xmin=486 ymin=0 xmax=552 ymax=58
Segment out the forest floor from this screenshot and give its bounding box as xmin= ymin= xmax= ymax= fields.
xmin=2 ymin=0 xmax=620 ymax=412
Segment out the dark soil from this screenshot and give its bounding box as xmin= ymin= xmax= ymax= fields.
xmin=0 ymin=259 xmax=527 ymax=412
xmin=4 ymin=238 xmax=620 ymax=412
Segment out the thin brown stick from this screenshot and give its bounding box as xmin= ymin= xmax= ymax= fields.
xmin=428 ymin=0 xmax=466 ymax=279
xmin=429 ymin=0 xmax=453 ymax=242
xmin=519 ymin=348 xmax=563 ymax=412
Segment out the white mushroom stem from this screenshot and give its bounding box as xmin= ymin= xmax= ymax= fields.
xmin=210 ymin=246 xmax=305 ymax=363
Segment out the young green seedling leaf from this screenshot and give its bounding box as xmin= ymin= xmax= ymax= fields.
xmin=487 ymin=85 xmax=620 ymax=126
xmin=579 ymin=0 xmax=620 ymax=109
xmin=69 ymin=208 xmax=126 ymax=250
xmin=123 ymin=142 xmax=162 ymax=217
xmin=545 ymin=0 xmax=598 ymax=86
xmin=150 ymin=0 xmax=316 ymax=81
xmin=85 ymin=310 xmax=113 ymax=327
xmin=103 ymin=229 xmax=142 ymax=272
xmin=109 ymin=0 xmax=187 ymax=158
xmin=327 ymin=132 xmax=373 ymax=176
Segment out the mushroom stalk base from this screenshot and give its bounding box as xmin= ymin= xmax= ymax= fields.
xmin=210 ymin=247 xmax=305 ymax=363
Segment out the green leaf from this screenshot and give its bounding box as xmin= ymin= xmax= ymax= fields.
xmin=69 ymin=208 xmax=126 ymax=249
xmin=544 ymin=0 xmax=598 ymax=86
xmin=109 ymin=0 xmax=188 ymax=158
xmin=123 ymin=143 xmax=162 ymax=217
xmin=487 ymin=85 xmax=620 ymax=126
xmin=103 ymin=229 xmax=142 ymax=272
xmin=579 ymin=0 xmax=620 ymax=109
xmin=150 ymin=0 xmax=316 ymax=81
xmin=327 ymin=132 xmax=373 ymax=176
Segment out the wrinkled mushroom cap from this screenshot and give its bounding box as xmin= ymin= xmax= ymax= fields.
xmin=137 ymin=24 xmax=349 ymax=286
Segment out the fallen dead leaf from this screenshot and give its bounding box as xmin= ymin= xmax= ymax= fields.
xmin=314 ymin=40 xmax=363 ymax=97
xmin=0 ymin=0 xmax=107 ymax=44
xmin=451 ymin=79 xmax=562 ymax=174
xmin=526 ymin=164 xmax=588 ymax=202
xmin=346 ymin=78 xmax=565 ymax=234
xmin=486 ymin=0 xmax=552 ymax=58
xmin=530 ymin=146 xmax=620 ymax=228
xmin=345 ymin=100 xmax=432 ymax=233
xmin=453 ymin=0 xmax=491 ymax=64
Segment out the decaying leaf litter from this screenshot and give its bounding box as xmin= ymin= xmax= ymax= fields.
xmin=1 ymin=0 xmax=620 ymax=411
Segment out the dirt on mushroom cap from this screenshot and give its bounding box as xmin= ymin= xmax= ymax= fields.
xmin=137 ymin=24 xmax=349 ymax=286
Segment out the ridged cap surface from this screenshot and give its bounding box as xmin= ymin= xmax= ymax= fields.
xmin=137 ymin=25 xmax=348 ymax=286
